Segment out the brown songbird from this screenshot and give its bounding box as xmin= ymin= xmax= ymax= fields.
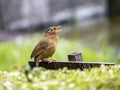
xmin=31 ymin=26 xmax=62 ymax=66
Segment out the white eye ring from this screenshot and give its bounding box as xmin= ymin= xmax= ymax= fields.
xmin=48 ymin=29 xmax=54 ymax=33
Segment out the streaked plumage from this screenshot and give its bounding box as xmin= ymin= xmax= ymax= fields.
xmin=31 ymin=26 xmax=62 ymax=66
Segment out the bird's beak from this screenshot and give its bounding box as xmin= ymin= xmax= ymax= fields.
xmin=56 ymin=25 xmax=61 ymax=28
xmin=56 ymin=25 xmax=62 ymax=32
xmin=56 ymin=30 xmax=62 ymax=32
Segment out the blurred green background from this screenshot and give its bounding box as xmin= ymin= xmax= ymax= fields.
xmin=0 ymin=32 xmax=119 ymax=71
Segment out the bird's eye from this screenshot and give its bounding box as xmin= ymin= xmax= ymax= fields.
xmin=48 ymin=29 xmax=54 ymax=33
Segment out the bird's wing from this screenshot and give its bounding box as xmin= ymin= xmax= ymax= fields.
xmin=31 ymin=39 xmax=49 ymax=58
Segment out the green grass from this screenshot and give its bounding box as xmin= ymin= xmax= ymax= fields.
xmin=0 ymin=65 xmax=120 ymax=90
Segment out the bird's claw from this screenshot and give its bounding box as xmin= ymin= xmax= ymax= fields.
xmin=35 ymin=60 xmax=42 ymax=67
xmin=48 ymin=60 xmax=56 ymax=64
xmin=43 ymin=58 xmax=56 ymax=63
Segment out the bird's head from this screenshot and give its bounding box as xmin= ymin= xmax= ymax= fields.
xmin=45 ymin=26 xmax=62 ymax=36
